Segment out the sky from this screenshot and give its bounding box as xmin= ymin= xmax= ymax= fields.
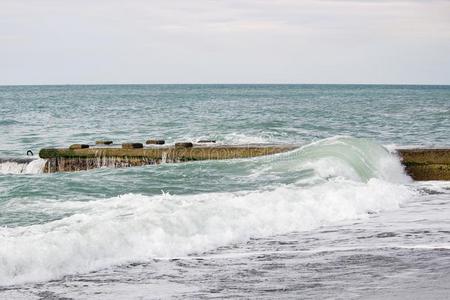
xmin=1 ymin=0 xmax=450 ymax=85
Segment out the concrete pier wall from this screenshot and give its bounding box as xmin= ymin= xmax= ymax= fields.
xmin=39 ymin=144 xmax=298 ymax=173
xmin=397 ymin=149 xmax=450 ymax=181
xmin=38 ymin=144 xmax=450 ymax=181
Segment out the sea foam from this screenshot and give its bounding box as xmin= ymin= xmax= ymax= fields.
xmin=0 ymin=159 xmax=46 ymax=175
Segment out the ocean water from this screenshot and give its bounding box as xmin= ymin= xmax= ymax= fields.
xmin=0 ymin=84 xmax=449 ymax=299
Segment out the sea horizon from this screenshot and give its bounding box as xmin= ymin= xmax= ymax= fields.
xmin=2 ymin=83 xmax=450 ymax=87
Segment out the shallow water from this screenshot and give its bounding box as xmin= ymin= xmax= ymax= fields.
xmin=0 ymin=85 xmax=449 ymax=299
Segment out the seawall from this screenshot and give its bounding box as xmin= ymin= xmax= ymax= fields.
xmin=39 ymin=144 xmax=298 ymax=173
xmin=397 ymin=149 xmax=450 ymax=181
xmin=38 ymin=143 xmax=450 ymax=181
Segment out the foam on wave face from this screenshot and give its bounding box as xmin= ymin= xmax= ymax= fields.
xmin=0 ymin=137 xmax=415 ymax=285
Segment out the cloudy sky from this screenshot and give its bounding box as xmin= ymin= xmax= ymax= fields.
xmin=1 ymin=0 xmax=449 ymax=85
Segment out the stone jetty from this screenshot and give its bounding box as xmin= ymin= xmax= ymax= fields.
xmin=38 ymin=142 xmax=450 ymax=180
xmin=397 ymin=149 xmax=450 ymax=181
xmin=39 ymin=143 xmax=298 ymax=173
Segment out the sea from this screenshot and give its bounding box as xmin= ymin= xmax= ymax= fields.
xmin=0 ymin=84 xmax=449 ymax=299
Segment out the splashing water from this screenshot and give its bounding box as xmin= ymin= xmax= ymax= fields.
xmin=0 ymin=159 xmax=47 ymax=175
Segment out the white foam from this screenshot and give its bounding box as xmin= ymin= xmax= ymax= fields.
xmin=0 ymin=162 xmax=28 ymax=174
xmin=221 ymin=133 xmax=272 ymax=144
xmin=0 ymin=159 xmax=46 ymax=175
xmin=0 ymin=178 xmax=414 ymax=285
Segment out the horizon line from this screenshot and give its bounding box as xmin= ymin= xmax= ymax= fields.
xmin=1 ymin=83 xmax=450 ymax=87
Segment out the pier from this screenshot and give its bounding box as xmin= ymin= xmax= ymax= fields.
xmin=39 ymin=143 xmax=298 ymax=173
xmin=396 ymin=149 xmax=450 ymax=181
xmin=38 ymin=142 xmax=450 ymax=180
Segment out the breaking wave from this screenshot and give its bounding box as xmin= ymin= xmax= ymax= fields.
xmin=0 ymin=137 xmax=415 ymax=285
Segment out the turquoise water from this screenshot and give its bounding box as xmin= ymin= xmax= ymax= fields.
xmin=0 ymin=85 xmax=449 ymax=299
xmin=1 ymin=85 xmax=449 ymax=157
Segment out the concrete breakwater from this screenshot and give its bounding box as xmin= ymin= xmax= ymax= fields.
xmin=38 ymin=142 xmax=450 ymax=180
xmin=39 ymin=143 xmax=298 ymax=173
xmin=396 ymin=149 xmax=450 ymax=181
